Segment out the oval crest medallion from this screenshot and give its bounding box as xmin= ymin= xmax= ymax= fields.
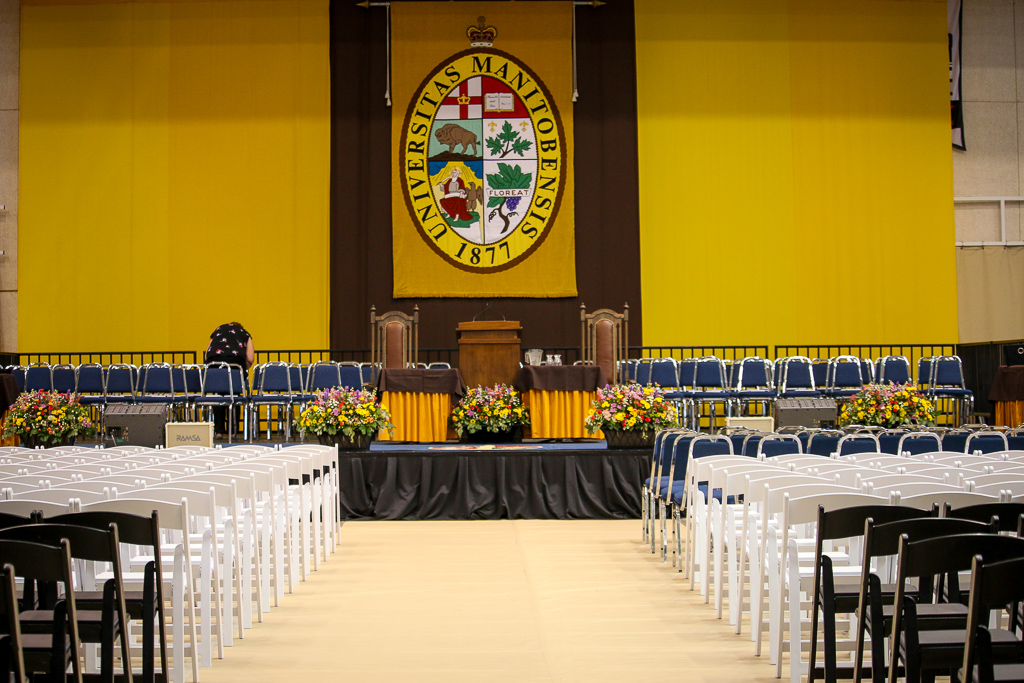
xmin=399 ymin=45 xmax=566 ymax=272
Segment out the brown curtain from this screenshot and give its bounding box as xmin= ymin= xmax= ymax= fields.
xmin=329 ymin=0 xmax=642 ymax=352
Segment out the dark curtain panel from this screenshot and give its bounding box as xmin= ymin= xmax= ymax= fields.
xmin=329 ymin=0 xmax=641 ymax=351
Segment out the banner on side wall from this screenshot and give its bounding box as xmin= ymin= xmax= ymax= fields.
xmin=391 ymin=3 xmax=577 ymax=297
xmin=950 ymin=0 xmax=965 ymax=149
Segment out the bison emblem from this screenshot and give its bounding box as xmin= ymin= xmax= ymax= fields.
xmin=434 ymin=123 xmax=479 ymax=157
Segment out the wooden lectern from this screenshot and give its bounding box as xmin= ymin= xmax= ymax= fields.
xmin=457 ymin=321 xmax=522 ymax=389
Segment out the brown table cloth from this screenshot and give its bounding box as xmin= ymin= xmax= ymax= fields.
xmin=375 ymin=368 xmax=466 ymax=396
xmin=0 ymin=374 xmax=18 ymax=411
xmin=988 ymin=366 xmax=1024 ymax=401
xmin=514 ymin=366 xmax=608 ymax=439
xmin=513 ymin=365 xmax=608 ymax=393
xmin=0 ymin=374 xmax=20 ymax=446
xmin=375 ymin=369 xmax=466 ymax=443
xmin=989 ymin=366 xmax=1024 ymax=427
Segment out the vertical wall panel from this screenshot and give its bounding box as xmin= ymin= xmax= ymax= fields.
xmin=635 ymin=0 xmax=957 ymax=348
xmin=20 ymin=0 xmax=330 ymax=354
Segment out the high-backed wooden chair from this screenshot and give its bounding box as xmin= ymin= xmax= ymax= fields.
xmin=580 ymin=304 xmax=628 ymax=384
xmin=370 ymin=306 xmax=419 ymax=381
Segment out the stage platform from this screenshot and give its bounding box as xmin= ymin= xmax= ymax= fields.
xmin=366 ymin=439 xmax=607 ymax=452
xmin=336 ymin=445 xmax=648 ymax=521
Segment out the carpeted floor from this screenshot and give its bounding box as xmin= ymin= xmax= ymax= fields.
xmin=200 ymin=520 xmax=780 ymax=683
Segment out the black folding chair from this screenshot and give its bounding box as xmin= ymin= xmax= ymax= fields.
xmin=0 ymin=563 xmax=26 ymax=683
xmin=888 ymin=533 xmax=1024 ymax=683
xmin=853 ymin=517 xmax=994 ymax=683
xmin=809 ymin=504 xmax=932 ymax=683
xmin=959 ymin=555 xmax=1024 ymax=683
xmin=48 ymin=511 xmax=167 ymax=683
xmin=0 ymin=538 xmax=82 ymax=683
xmin=0 ymin=524 xmax=132 ymax=683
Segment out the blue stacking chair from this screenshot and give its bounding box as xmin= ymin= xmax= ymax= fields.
xmin=75 ymin=363 xmax=106 ymax=433
xmin=104 ymin=364 xmax=136 ymax=405
xmin=649 ymin=431 xmax=697 ymax=554
xmin=690 ymin=357 xmax=733 ymax=432
xmin=878 ymin=428 xmax=909 ymax=454
xmin=360 ymin=363 xmax=376 ymax=385
xmin=734 ymin=357 xmax=775 ymax=417
xmin=643 ymin=429 xmax=691 ymax=548
xmin=777 ymin=357 xmax=821 ymax=399
xmin=876 ymin=355 xmax=911 ymax=385
xmin=669 ymin=359 xmax=698 ymax=428
xmin=964 ymin=430 xmax=1008 ymax=454
xmin=634 ymin=359 xmax=654 ymax=385
xmin=807 ymin=430 xmax=843 ymax=456
xmin=308 ymin=361 xmax=342 ymax=394
xmin=169 ymin=365 xmax=192 ymax=420
xmin=182 ymin=365 xmax=204 ymax=420
xmin=741 ymin=432 xmax=765 ymax=456
xmin=194 ymin=363 xmax=247 ymax=442
xmin=811 ymin=360 xmax=829 ymax=394
xmin=928 ymin=356 xmax=974 ymax=426
xmin=339 ymin=363 xmax=363 ymax=389
xmin=289 ymin=364 xmax=312 ymax=408
xmin=858 ymin=358 xmax=874 ymax=385
xmin=24 ymin=363 xmax=52 ymax=392
xmin=669 ymin=435 xmax=733 ymax=565
xmin=649 ymin=358 xmax=687 ymax=427
xmin=757 ymin=434 xmax=802 ymax=457
xmin=75 ymin=364 xmax=105 ymax=407
xmin=9 ymin=366 xmax=25 ymax=392
xmin=648 ymin=358 xmax=678 ymax=389
xmin=835 ymin=433 xmax=880 ymax=457
xmin=917 ymin=357 xmax=936 ymax=391
xmin=427 ymin=361 xmax=451 ymax=369
xmin=137 ymin=363 xmax=176 ymax=418
xmin=725 ymin=430 xmax=750 ymax=455
xmin=250 ymin=361 xmax=294 ymax=442
xmin=897 ymin=431 xmax=942 ymax=455
xmin=1006 ymin=428 xmax=1024 ymax=451
xmin=825 ymin=356 xmax=864 ymax=399
xmin=941 ymin=429 xmax=972 ymax=454
xmin=51 ymin=364 xmax=76 ymax=394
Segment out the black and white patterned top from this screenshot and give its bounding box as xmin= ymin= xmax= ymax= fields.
xmin=205 ymin=322 xmax=252 ymax=367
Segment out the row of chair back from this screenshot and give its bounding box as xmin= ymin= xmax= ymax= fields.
xmin=621 ymin=355 xmax=969 ymax=396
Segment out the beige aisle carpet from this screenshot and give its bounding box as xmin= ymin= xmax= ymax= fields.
xmin=200 ymin=520 xmax=779 ymax=683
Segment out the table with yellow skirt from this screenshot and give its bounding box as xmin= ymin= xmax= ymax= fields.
xmin=990 ymin=365 xmax=1024 ymax=427
xmin=514 ymin=365 xmax=608 ymax=439
xmin=375 ymin=368 xmax=466 ymax=443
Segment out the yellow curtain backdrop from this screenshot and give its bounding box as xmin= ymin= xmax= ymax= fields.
xmin=20 ymin=0 xmax=329 ymax=354
xmin=634 ymin=0 xmax=957 ymax=348
xmin=389 ymin=1 xmax=576 ymax=298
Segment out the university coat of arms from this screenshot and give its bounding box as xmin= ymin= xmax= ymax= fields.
xmin=399 ymin=17 xmax=567 ymax=273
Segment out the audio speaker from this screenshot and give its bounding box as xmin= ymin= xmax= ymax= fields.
xmin=775 ymin=398 xmax=838 ymax=428
xmin=1003 ymin=343 xmax=1024 ymax=366
xmin=104 ymin=404 xmax=167 ymax=447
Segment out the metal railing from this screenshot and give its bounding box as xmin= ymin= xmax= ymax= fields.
xmin=773 ymin=344 xmax=955 ymax=371
xmin=6 ymin=351 xmax=198 ymax=367
xmin=631 ymin=346 xmax=769 ymax=362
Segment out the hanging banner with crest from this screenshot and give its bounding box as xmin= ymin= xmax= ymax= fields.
xmin=391 ymin=3 xmax=576 ymax=298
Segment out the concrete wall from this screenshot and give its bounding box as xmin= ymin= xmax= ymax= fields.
xmin=0 ymin=0 xmax=16 ymax=352
xmin=954 ymin=0 xmax=1024 ymax=343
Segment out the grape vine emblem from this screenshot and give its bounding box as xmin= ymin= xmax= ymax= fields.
xmin=487 ymin=163 xmax=532 ymax=234
xmin=486 ymin=120 xmax=533 ymax=158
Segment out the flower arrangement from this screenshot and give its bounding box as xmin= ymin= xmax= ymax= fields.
xmin=839 ymin=383 xmax=936 ymax=428
xmin=585 ymin=383 xmax=677 ymax=435
xmin=449 ymin=384 xmax=530 ymax=437
xmin=2 ymin=390 xmax=95 ymax=447
xmin=297 ymin=387 xmax=394 ymax=439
